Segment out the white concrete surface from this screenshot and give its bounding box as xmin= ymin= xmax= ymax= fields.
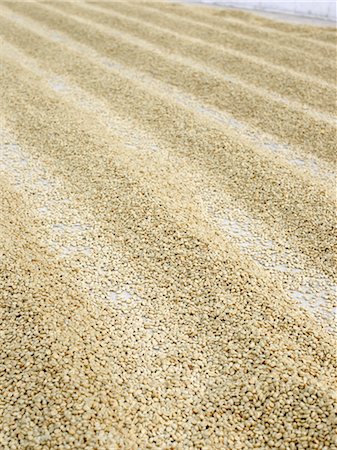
xmin=185 ymin=1 xmax=337 ymax=21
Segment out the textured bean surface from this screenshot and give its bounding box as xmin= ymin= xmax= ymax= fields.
xmin=0 ymin=1 xmax=336 ymax=449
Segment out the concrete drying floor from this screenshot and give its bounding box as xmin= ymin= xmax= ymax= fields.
xmin=0 ymin=1 xmax=336 ymax=449
xmin=183 ymin=0 xmax=337 ymax=26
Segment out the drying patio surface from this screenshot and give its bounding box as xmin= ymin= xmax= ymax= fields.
xmin=0 ymin=1 xmax=336 ymax=448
